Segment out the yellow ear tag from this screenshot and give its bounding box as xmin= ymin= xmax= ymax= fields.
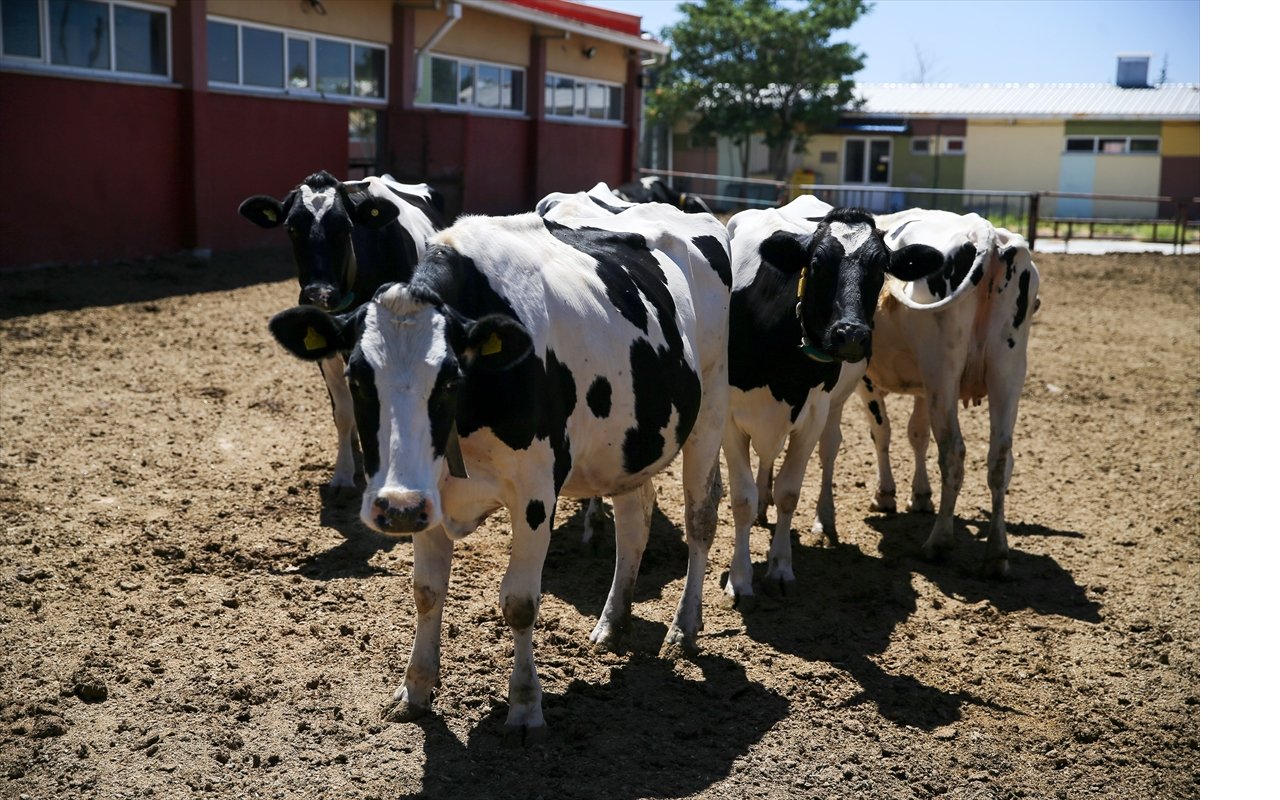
xmin=370 ymin=208 xmax=379 ymax=217
xmin=480 ymin=332 xmax=503 ymax=356
xmin=264 ymin=209 xmax=277 ymax=222
xmin=797 ymin=273 xmax=806 ymax=299
xmin=303 ymin=326 xmax=326 ymax=351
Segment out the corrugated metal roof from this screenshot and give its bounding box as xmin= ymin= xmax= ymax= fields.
xmin=850 ymin=83 xmax=1200 ymax=120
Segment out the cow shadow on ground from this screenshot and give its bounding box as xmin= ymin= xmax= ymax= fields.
xmin=400 ymin=652 xmax=788 ymax=800
xmin=290 ymin=485 xmax=401 ymax=580
xmin=722 ymin=512 xmax=1096 ymax=730
xmin=0 ymin=248 xmax=294 ymax=319
xmin=542 ymin=500 xmax=689 ymax=619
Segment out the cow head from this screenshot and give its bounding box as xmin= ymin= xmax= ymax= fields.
xmin=239 ymin=171 xmax=400 ymax=313
xmin=759 ymin=208 xmax=944 ymax=363
xmin=268 ymin=283 xmax=533 ymax=536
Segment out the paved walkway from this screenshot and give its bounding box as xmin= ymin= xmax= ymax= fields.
xmin=1033 ymin=238 xmax=1199 ymax=255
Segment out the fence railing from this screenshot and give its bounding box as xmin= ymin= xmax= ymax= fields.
xmin=638 ymin=168 xmax=1199 ymax=254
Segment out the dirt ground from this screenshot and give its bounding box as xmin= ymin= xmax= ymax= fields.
xmin=0 ymin=246 xmax=1199 ymax=799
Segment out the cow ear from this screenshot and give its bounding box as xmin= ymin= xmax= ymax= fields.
xmin=758 ymin=231 xmax=810 ymax=273
xmin=269 ymin=305 xmax=355 ymax=361
xmin=353 ymin=197 xmax=399 ymax=228
xmin=886 ymin=243 xmax=945 ymax=281
xmin=461 ymin=314 xmax=533 ymax=372
xmin=239 ymin=195 xmax=285 ymax=229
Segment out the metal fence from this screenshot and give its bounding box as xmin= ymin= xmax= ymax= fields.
xmin=638 ymin=168 xmax=1199 ymax=253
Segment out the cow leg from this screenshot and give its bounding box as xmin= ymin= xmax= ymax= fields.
xmin=764 ymin=415 xmax=826 ymax=595
xmin=922 ymin=388 xmax=965 ymax=561
xmin=754 ymin=458 xmax=774 ymax=525
xmin=857 ymin=380 xmax=897 ymax=513
xmin=319 ymin=354 xmax=358 ymax=489
xmin=500 ymin=490 xmax=555 ymax=743
xmin=982 ymin=349 xmax=1029 ymax=579
xmin=581 ymin=496 xmax=610 ymax=548
xmin=810 ymin=369 xmax=860 ymax=542
xmin=383 ymin=526 xmax=454 ymax=723
xmin=723 ymin=423 xmax=761 ymax=608
xmin=590 ymin=480 xmax=655 ymax=650
xmin=664 ymin=372 xmax=727 ymax=654
xmin=907 ymin=395 xmax=935 ymax=513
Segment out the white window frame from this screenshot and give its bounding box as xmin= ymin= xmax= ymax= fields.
xmin=544 ymin=70 xmax=624 ymax=126
xmin=910 ymin=136 xmax=931 ymax=155
xmin=942 ymin=136 xmax=966 ymax=156
xmin=206 ymin=15 xmax=387 ymax=105
xmin=416 ymin=52 xmax=526 ymax=116
xmin=841 ymin=136 xmax=892 ymax=186
xmin=0 ymin=0 xmax=172 ymax=83
xmin=1064 ymin=135 xmax=1161 ymax=155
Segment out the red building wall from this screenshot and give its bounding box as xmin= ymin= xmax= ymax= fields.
xmin=533 ymin=120 xmax=627 ymax=201
xmin=0 ymin=73 xmax=186 ymax=268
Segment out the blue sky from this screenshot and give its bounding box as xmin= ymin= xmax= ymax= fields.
xmin=587 ymin=0 xmax=1200 ymax=84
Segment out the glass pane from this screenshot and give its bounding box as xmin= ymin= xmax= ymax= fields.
xmin=869 ymin=140 xmax=890 ymax=183
xmin=287 ymin=37 xmax=309 ymax=89
xmin=316 ymin=38 xmax=350 ymax=94
xmin=476 ymin=63 xmax=500 ymax=108
xmin=242 ymin=27 xmax=282 ymax=88
xmin=354 ymin=45 xmax=384 ymax=98
xmin=586 ymin=83 xmax=606 ymax=119
xmin=428 ymin=56 xmax=456 ymax=104
xmin=574 ymin=82 xmax=586 ymax=115
xmin=1130 ymin=138 xmax=1159 ymax=153
xmin=1099 ymin=138 xmax=1125 ymax=154
xmin=945 ymin=138 xmax=964 ymax=152
xmin=49 ymin=0 xmax=109 ymax=70
xmin=207 ymin=20 xmax=237 ymax=83
xmin=458 ymin=62 xmax=473 ymax=104
xmin=114 ymin=5 xmax=166 ymax=75
xmin=911 ymin=138 xmax=929 ymax=154
xmin=1065 ymin=138 xmax=1094 ymax=152
xmin=843 ymin=140 xmax=865 ymax=183
xmin=608 ymin=85 xmax=622 ymax=120
xmin=2 ymin=0 xmax=42 ymax=58
xmin=550 ymin=75 xmax=573 ymax=116
xmin=502 ymin=68 xmax=524 ymax=111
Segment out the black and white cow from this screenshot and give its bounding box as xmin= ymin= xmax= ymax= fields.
xmin=239 ymin=171 xmax=443 ymax=488
xmin=808 ymin=208 xmax=1041 ymax=577
xmin=268 ymin=205 xmax=731 ymax=740
xmin=721 ymin=197 xmax=943 ymax=603
xmin=615 ymin=175 xmax=714 ymax=214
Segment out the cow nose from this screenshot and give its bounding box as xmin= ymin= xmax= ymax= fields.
xmin=372 ymin=491 xmax=434 ymax=535
xmin=300 ymin=284 xmax=337 ymax=310
xmin=828 ymin=322 xmax=872 ymax=362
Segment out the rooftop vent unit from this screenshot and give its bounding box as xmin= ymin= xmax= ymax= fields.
xmin=1116 ymin=54 xmax=1151 ymax=88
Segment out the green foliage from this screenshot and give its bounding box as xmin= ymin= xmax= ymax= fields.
xmin=650 ymin=0 xmax=869 ymax=178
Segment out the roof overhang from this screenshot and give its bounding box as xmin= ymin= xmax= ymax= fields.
xmin=459 ymin=0 xmax=669 ymax=56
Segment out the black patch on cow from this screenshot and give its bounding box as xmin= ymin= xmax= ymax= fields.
xmin=546 ymin=349 xmax=576 ymax=494
xmin=728 ymin=242 xmax=844 ymax=423
xmin=623 ymin=339 xmax=702 ymax=473
xmin=889 ymin=220 xmax=916 ymax=241
xmin=589 ymin=195 xmax=628 ymax=214
xmin=427 ymin=356 xmax=461 ymax=460
xmin=385 ymin=184 xmax=446 ymax=229
xmin=587 ymin=376 xmax=612 ymax=418
xmin=868 ymin=400 xmax=883 ymax=427
xmin=927 ymin=242 xmax=977 ymax=298
xmin=692 ymin=234 xmax=732 ymax=288
xmin=413 ymin=245 xmax=522 ymax=322
xmin=525 ymin=499 xmax=547 ymax=531
xmin=1012 ymin=270 xmax=1032 ymax=329
xmin=1001 ymin=246 xmax=1018 ymax=284
xmin=862 ymin=375 xmax=875 ymax=392
xmin=1008 ymin=337 xmax=1016 ymax=349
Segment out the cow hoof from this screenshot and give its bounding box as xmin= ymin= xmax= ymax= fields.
xmin=381 ymin=700 xmax=430 ymax=724
xmin=909 ymin=493 xmax=935 ymax=514
xmin=724 ymin=588 xmax=756 ymax=613
xmin=982 ymin=556 xmax=1010 ymax=580
xmin=869 ymin=492 xmax=897 ymax=513
xmin=660 ymin=629 xmax=698 ymax=659
xmin=503 ymin=722 xmax=548 ymax=748
xmin=921 ymin=538 xmax=953 ymax=561
xmin=762 ymin=574 xmax=795 ymax=599
xmin=589 ymin=620 xmax=627 ymax=653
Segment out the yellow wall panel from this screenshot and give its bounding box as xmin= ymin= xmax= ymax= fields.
xmin=798 ymin=134 xmax=845 ymax=185
xmin=417 ymin=6 xmax=530 ymax=66
xmin=1161 ymin=122 xmax=1200 ymax=157
xmin=209 ymin=0 xmax=393 ymax=43
xmin=546 ymin=37 xmax=628 ymax=83
xmin=964 ymin=120 xmax=1063 ymax=192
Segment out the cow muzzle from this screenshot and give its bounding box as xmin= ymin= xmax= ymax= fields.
xmin=827 ymin=322 xmax=872 ymax=363
xmin=368 ymin=489 xmax=439 ymax=535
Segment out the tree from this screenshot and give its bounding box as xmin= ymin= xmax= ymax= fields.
xmin=649 ymin=0 xmax=869 ymax=180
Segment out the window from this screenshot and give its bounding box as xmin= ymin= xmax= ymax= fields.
xmin=206 ymin=17 xmax=386 ymax=102
xmin=944 ymin=137 xmax=965 ymax=155
xmin=1 ymin=0 xmax=169 ymax=78
xmin=544 ymin=72 xmax=623 ymax=123
xmin=1064 ymin=135 xmax=1161 ymax=155
xmin=843 ymin=138 xmax=891 ymax=184
xmin=910 ymin=137 xmax=931 ymax=155
xmin=418 ymin=54 xmax=524 ymax=113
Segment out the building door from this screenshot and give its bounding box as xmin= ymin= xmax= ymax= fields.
xmin=843 ymin=138 xmax=891 ymax=185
